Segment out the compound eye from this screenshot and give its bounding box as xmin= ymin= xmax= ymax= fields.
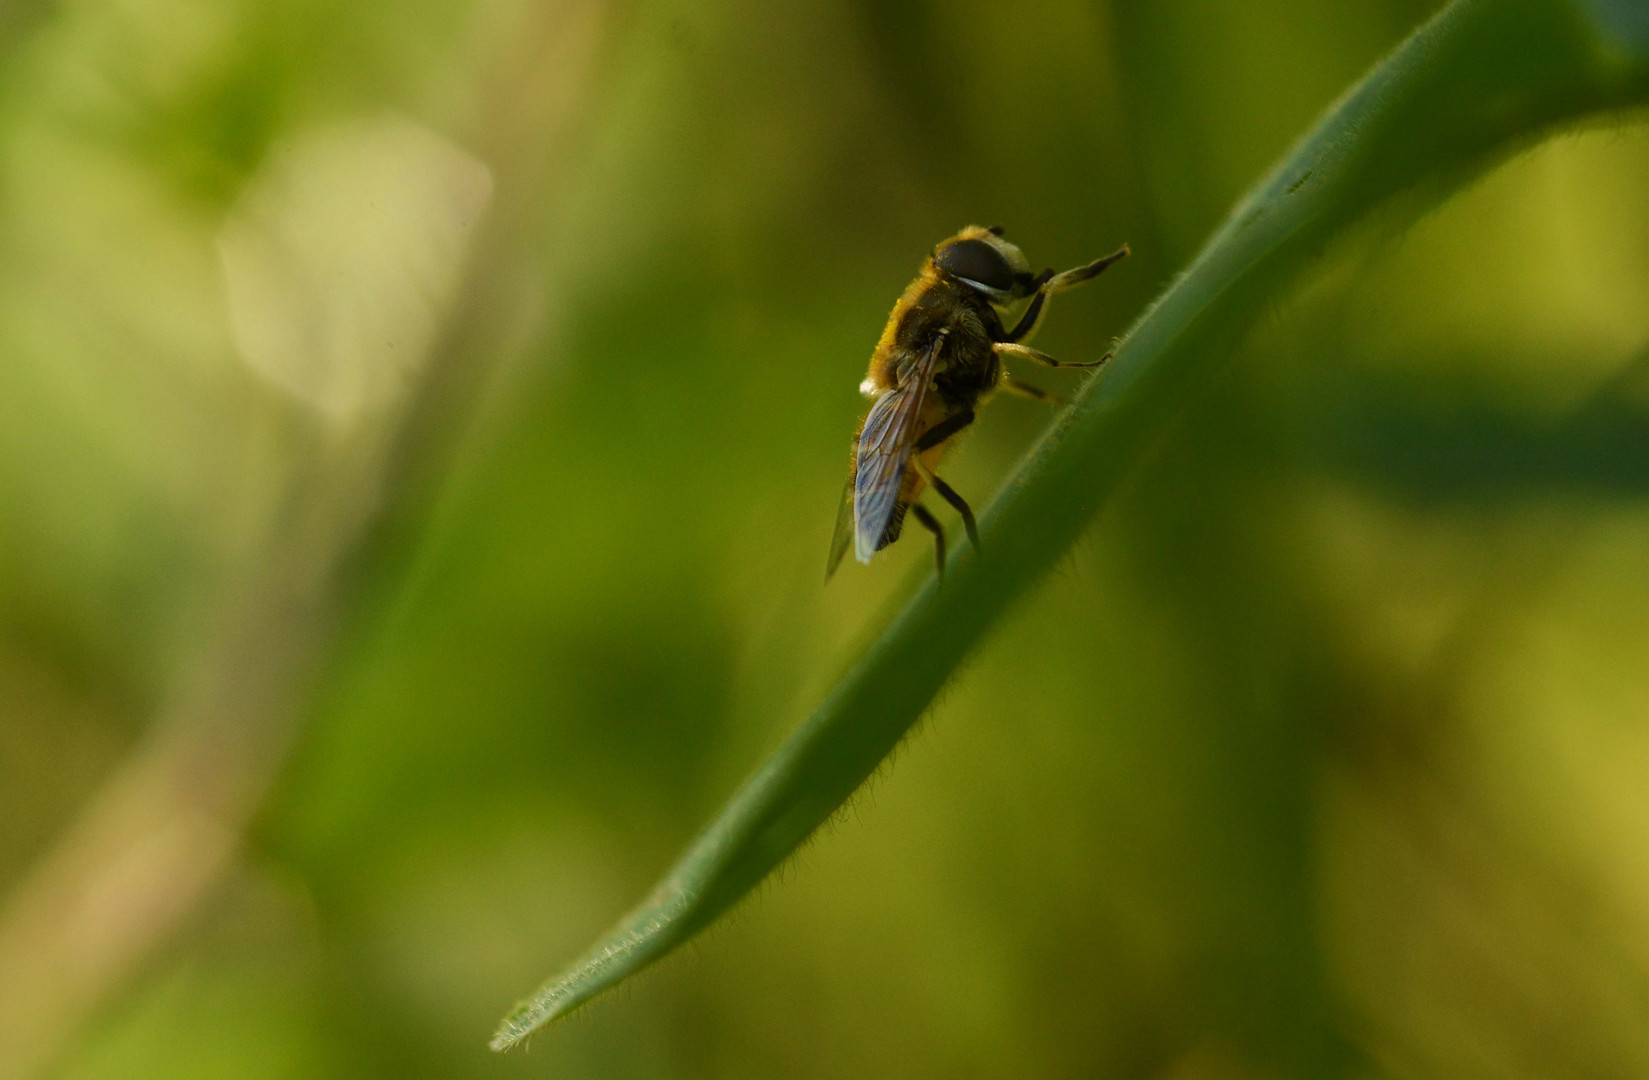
xmin=934 ymin=238 xmax=1015 ymax=293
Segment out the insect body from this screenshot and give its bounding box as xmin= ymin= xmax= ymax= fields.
xmin=827 ymin=226 xmax=1129 ymax=580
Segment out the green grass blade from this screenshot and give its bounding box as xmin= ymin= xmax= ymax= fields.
xmin=493 ymin=0 xmax=1649 ymax=1049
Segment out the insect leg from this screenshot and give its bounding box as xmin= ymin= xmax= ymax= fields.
xmin=912 ymin=459 xmax=979 ymax=552
xmin=1003 ymin=280 xmax=1051 ymax=343
xmin=999 ymin=376 xmax=1068 ymax=407
xmin=997 ymin=341 xmax=1113 ymax=371
xmin=910 ymin=503 xmax=946 ymax=580
xmin=1047 ymin=243 xmax=1130 ymax=292
xmin=1004 ymin=244 xmax=1129 ymax=343
xmin=914 ymin=409 xmax=975 ymax=452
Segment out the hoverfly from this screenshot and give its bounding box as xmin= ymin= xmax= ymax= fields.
xmin=827 ymin=226 xmax=1129 ymax=580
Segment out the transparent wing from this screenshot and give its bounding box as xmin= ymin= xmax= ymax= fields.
xmin=825 ymin=476 xmax=854 ymax=580
xmin=853 ymin=335 xmax=945 ymax=564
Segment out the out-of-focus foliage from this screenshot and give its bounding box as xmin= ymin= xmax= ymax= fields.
xmin=2 ymin=0 xmax=1649 ymax=1077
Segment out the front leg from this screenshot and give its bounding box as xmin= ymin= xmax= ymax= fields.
xmin=1004 ymin=243 xmax=1129 ymax=343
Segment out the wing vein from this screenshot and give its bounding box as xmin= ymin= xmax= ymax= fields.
xmin=852 ymin=333 xmax=946 ymax=563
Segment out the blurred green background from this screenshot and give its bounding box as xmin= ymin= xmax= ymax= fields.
xmin=4 ymin=0 xmax=1649 ymax=1076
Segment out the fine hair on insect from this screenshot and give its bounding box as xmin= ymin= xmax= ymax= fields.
xmin=828 ymin=226 xmax=1129 ymax=581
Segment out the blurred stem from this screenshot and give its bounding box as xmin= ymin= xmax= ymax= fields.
xmin=0 ymin=5 xmax=608 ymax=1076
xmin=493 ymin=0 xmax=1649 ymax=1049
xmin=0 ymin=425 xmax=379 ymax=1079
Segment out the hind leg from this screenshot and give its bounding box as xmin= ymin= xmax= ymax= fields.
xmin=912 ymin=459 xmax=978 ymax=552
xmin=910 ymin=503 xmax=946 ymax=580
